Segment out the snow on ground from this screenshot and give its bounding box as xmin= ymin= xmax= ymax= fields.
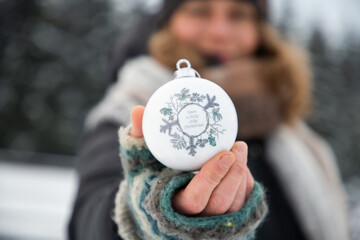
xmin=0 ymin=161 xmax=78 ymax=240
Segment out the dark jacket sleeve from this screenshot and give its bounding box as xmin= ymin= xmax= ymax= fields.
xmin=68 ymin=121 xmax=123 ymax=240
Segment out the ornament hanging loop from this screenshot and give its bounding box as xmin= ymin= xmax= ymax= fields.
xmin=176 ymin=59 xmax=191 ymax=69
xmin=174 ymin=59 xmax=201 ymax=79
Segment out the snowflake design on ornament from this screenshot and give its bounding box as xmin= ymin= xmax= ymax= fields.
xmin=159 ymin=88 xmax=225 ymax=156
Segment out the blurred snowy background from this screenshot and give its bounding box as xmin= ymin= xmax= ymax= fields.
xmin=0 ymin=0 xmax=359 ymax=239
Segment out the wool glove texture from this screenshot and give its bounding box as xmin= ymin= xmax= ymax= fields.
xmin=112 ymin=124 xmax=268 ymax=240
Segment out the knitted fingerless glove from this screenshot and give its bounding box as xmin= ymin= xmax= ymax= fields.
xmin=112 ymin=124 xmax=268 ymax=240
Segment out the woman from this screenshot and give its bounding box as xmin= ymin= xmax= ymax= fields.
xmin=68 ymin=0 xmax=350 ymax=239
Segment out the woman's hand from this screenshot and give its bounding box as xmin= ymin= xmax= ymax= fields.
xmin=129 ymin=105 xmax=254 ymax=216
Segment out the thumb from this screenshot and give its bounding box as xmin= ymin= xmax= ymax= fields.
xmin=129 ymin=105 xmax=145 ymax=138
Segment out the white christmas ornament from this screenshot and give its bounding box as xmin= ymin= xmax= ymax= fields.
xmin=142 ymin=59 xmax=238 ymax=171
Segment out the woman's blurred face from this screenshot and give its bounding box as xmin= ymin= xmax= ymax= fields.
xmin=169 ymin=0 xmax=260 ymax=62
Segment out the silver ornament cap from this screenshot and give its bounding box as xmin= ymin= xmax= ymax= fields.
xmin=174 ymin=59 xmax=201 ymax=79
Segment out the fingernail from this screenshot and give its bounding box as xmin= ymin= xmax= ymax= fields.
xmin=219 ymin=155 xmax=235 ymax=170
xmin=236 ymin=142 xmax=248 ymax=158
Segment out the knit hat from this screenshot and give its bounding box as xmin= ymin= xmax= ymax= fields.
xmin=156 ymin=0 xmax=269 ymax=27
